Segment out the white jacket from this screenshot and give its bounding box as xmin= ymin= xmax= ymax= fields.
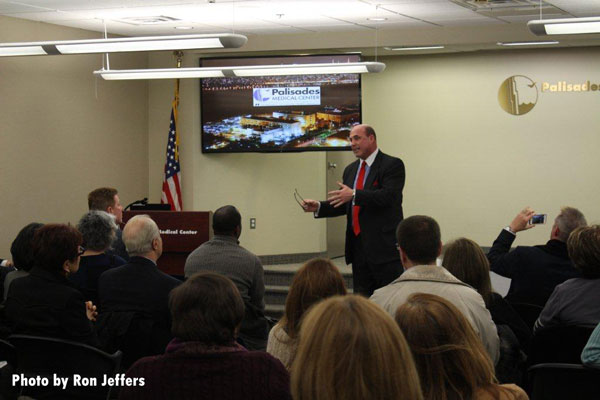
xmin=371 ymin=264 xmax=500 ymax=364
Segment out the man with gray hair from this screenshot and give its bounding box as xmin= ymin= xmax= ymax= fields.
xmin=98 ymin=215 xmax=180 ymax=362
xmin=487 ymin=206 xmax=587 ymax=307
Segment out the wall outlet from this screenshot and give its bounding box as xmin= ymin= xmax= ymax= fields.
xmin=250 ymin=218 xmax=256 ymax=229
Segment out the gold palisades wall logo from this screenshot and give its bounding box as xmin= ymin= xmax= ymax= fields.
xmin=498 ymin=75 xmax=538 ymax=116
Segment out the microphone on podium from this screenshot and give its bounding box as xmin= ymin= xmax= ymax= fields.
xmin=124 ymin=197 xmax=148 ymax=211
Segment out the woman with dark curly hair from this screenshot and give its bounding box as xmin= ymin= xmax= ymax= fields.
xmin=5 ymin=224 xmax=98 ymax=346
xmin=71 ymin=210 xmax=126 ymax=305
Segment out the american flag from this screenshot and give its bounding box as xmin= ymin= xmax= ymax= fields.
xmin=161 ymin=81 xmax=183 ymax=211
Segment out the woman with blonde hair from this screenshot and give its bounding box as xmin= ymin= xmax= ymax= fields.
xmin=291 ymin=295 xmax=423 ymax=400
xmin=395 ymin=293 xmax=528 ymax=400
xmin=267 ymin=258 xmax=346 ymax=369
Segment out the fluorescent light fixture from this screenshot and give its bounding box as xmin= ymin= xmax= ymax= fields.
xmin=367 ymin=17 xmax=387 ymax=21
xmin=497 ymin=40 xmax=559 ymax=46
xmin=231 ymin=62 xmax=385 ymax=76
xmin=0 ymin=46 xmax=47 ymax=57
xmin=94 ymin=62 xmax=386 ymax=80
xmin=386 ymin=45 xmax=445 ymax=51
xmin=96 ymin=67 xmax=225 ymax=80
xmin=528 ymin=17 xmax=600 ymax=35
xmin=0 ymin=33 xmax=247 ymax=57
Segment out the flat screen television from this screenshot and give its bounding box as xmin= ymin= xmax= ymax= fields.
xmin=200 ymin=54 xmax=362 ymax=153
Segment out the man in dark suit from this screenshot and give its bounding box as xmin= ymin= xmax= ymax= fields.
xmin=487 ymin=206 xmax=587 ymax=307
xmin=98 ymin=215 xmax=180 ymax=362
xmin=302 ymin=124 xmax=405 ymax=296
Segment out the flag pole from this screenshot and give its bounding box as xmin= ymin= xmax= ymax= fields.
xmin=173 ymin=50 xmax=182 ymax=162
xmin=161 ymin=51 xmax=184 ymax=211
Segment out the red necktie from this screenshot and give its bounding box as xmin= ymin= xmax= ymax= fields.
xmin=352 ymin=161 xmax=366 ymax=236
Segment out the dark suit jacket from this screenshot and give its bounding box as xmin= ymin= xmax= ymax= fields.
xmin=487 ymin=229 xmax=582 ymax=307
xmin=317 ymin=151 xmax=405 ymax=265
xmin=5 ymin=266 xmax=98 ymax=346
xmin=98 ymin=256 xmax=180 ymax=328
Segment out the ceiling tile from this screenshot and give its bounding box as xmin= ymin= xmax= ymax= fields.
xmin=546 ymin=1 xmax=600 ymax=16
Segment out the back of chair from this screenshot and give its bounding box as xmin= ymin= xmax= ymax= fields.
xmin=509 ymin=302 xmax=543 ymax=332
xmin=8 ymin=334 xmax=122 ymax=400
xmin=96 ymin=311 xmax=170 ymax=369
xmin=527 ymin=363 xmax=600 ymax=400
xmin=0 ymin=338 xmax=18 ymax=399
xmin=0 ymin=338 xmax=16 ymax=368
xmin=528 ymin=325 xmax=595 ymax=365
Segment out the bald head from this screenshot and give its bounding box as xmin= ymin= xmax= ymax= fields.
xmin=123 ymin=215 xmax=162 ymax=259
xmin=349 ymin=124 xmax=378 ymax=160
xmin=355 ymin=124 xmax=376 ymax=138
xmin=213 ymin=205 xmax=241 ymax=237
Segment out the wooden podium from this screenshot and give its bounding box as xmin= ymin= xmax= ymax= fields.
xmin=122 ymin=210 xmax=212 ymax=276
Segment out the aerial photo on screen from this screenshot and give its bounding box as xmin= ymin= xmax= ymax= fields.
xmin=200 ymin=55 xmax=362 ymax=153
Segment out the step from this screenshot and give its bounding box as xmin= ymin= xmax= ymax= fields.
xmin=265 ymin=304 xmax=285 ymax=320
xmin=265 ymin=284 xmax=354 ymax=307
xmin=263 ymin=268 xmax=354 ymax=289
xmin=265 ymin=285 xmax=289 ymax=306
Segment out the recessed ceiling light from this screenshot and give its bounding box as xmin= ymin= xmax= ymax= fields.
xmin=175 ymin=26 xmax=194 ymax=30
xmin=385 ymin=45 xmax=445 ymax=51
xmin=497 ymin=41 xmax=559 ymax=46
xmin=115 ymin=16 xmax=180 ymax=26
xmin=367 ymin=17 xmax=387 ymax=21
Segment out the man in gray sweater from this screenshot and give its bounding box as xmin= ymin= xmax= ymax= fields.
xmin=184 ymin=205 xmax=269 ymax=350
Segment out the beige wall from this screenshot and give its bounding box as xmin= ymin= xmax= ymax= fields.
xmin=365 ymin=48 xmax=600 ymax=246
xmin=0 ymin=16 xmax=149 ymax=256
xmin=150 ymin=47 xmax=600 ymax=256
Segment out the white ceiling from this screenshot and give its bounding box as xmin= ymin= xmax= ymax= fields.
xmin=1 ymin=0 xmax=600 ymax=55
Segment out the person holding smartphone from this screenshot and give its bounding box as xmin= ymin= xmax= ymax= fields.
xmin=487 ymin=206 xmax=587 ymax=308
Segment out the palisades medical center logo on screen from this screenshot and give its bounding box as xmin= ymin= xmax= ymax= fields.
xmin=253 ymin=87 xmax=321 ymax=107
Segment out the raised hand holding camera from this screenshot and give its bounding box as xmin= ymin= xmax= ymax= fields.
xmin=509 ymin=207 xmax=537 ymax=233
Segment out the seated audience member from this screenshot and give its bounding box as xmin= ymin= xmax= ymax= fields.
xmin=487 ymin=207 xmax=586 ymax=307
xmin=88 ymin=187 xmax=128 ymax=261
xmin=396 ymin=293 xmax=528 ymax=400
xmin=119 ymin=272 xmax=291 ymax=400
xmin=184 ymin=205 xmax=269 ymax=351
xmin=97 ymin=215 xmax=180 ymax=362
xmin=444 ymin=238 xmax=531 ymax=348
xmin=371 ymin=215 xmax=500 ymax=364
xmin=3 ymin=222 xmax=43 ymax=300
xmin=70 ymin=211 xmax=126 ymax=305
xmin=581 ymin=322 xmax=600 ymax=367
xmin=5 ymin=224 xmax=98 ymax=346
xmin=291 ymin=295 xmax=423 ymax=400
xmin=534 ymin=225 xmax=600 ymax=333
xmin=267 ymin=258 xmax=347 ymax=369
